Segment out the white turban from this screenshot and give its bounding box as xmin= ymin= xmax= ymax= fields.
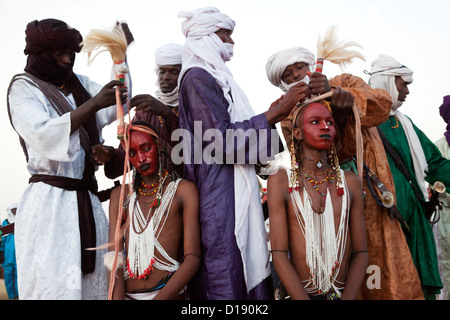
xmin=367 ymin=53 xmax=413 ymax=111
xmin=154 ymin=43 xmax=183 ymax=106
xmin=6 ymin=202 xmax=18 ymax=223
xmin=155 ymin=43 xmax=183 ymax=66
xmin=368 ymin=54 xmax=428 ymax=200
xmin=266 ymin=47 xmax=316 ymax=93
xmin=178 ymin=7 xmax=271 ymax=293
xmin=179 ymin=6 xmax=235 ymax=40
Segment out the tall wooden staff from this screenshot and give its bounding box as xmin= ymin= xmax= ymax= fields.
xmin=82 ymin=24 xmax=131 ymax=300
xmin=315 ymin=26 xmax=365 ymax=181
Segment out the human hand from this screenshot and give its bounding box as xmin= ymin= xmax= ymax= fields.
xmin=309 ymin=72 xmax=331 ymax=95
xmin=130 ymin=94 xmax=170 ymax=115
xmin=330 ymin=87 xmax=354 ymax=112
xmin=283 ymin=81 xmax=312 ymax=109
xmin=90 ymin=144 xmax=115 ymax=165
xmin=269 ymin=95 xmax=285 ymax=110
xmin=92 ymin=80 xmax=127 ymax=110
xmin=117 ymin=21 xmax=134 ymax=46
xmin=265 ymin=82 xmax=311 ymax=125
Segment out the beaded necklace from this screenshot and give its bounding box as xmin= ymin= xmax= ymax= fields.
xmin=138 ymin=170 xmax=168 ymax=197
xmin=302 ymin=156 xmax=327 ymax=168
xmin=126 ymin=178 xmax=181 ymax=280
xmin=303 ymin=169 xmax=335 ymax=200
xmin=289 ymin=169 xmax=350 ymax=298
xmin=390 ymin=116 xmax=400 ymax=129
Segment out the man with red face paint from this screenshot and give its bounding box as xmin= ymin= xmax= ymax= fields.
xmin=94 ymin=43 xmax=184 ymax=179
xmin=266 ymin=47 xmax=424 ymax=300
xmin=267 ymin=97 xmax=368 ymax=300
xmin=106 ymin=121 xmax=201 ymax=300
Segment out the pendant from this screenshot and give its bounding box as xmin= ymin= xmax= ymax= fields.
xmin=317 ymin=161 xmax=323 ymax=168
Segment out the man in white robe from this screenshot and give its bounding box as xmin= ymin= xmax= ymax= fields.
xmin=7 ymin=18 xmax=128 ymax=300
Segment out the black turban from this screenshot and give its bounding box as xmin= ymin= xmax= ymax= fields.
xmin=24 ymin=19 xmax=83 ymax=86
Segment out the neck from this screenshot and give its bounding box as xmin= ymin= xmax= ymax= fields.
xmin=141 ymin=174 xmax=159 ymax=186
xmin=298 ymin=150 xmax=328 ymax=172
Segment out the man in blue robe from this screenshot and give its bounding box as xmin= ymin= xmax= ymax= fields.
xmin=176 ymin=7 xmax=311 ymax=299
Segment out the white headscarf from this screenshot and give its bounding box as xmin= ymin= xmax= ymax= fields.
xmin=6 ymin=202 xmax=18 ymax=223
xmin=154 ymin=43 xmax=183 ymax=107
xmin=368 ymin=54 xmax=428 ymax=200
xmin=178 ymin=6 xmax=270 ymax=292
xmin=266 ymin=47 xmax=316 ymax=92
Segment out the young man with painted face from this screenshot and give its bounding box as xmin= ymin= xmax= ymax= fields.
xmin=368 ymin=54 xmax=450 ymax=299
xmin=94 ymin=43 xmax=184 ymax=179
xmin=267 ymin=97 xmax=368 ymax=300
xmin=266 ymin=47 xmax=424 ymax=300
xmin=106 ymin=121 xmax=200 ymax=300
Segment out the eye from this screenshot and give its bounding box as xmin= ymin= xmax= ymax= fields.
xmin=129 ymin=151 xmax=136 ymax=157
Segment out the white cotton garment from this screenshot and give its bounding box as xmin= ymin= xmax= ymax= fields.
xmin=8 ymin=74 xmax=119 ymax=299
xmin=178 ymin=6 xmax=271 ymax=292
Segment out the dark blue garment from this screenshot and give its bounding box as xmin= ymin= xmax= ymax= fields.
xmin=178 ymin=67 xmax=278 ymax=300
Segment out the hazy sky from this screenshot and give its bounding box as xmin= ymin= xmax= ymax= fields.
xmin=1 ymin=0 xmax=449 ymax=220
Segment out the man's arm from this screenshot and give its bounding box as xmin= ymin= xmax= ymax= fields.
xmin=70 ymin=80 xmax=127 ymax=134
xmin=267 ymin=170 xmax=310 ymax=300
xmin=130 ymin=94 xmax=178 ymax=133
xmin=340 ymin=171 xmax=368 ymax=300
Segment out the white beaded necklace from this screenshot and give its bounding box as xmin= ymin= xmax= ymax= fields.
xmin=290 ymin=169 xmax=350 ymax=297
xmin=126 ymin=178 xmax=181 ymax=280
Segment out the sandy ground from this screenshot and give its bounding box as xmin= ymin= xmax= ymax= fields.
xmin=0 ymin=279 xmax=10 ymax=300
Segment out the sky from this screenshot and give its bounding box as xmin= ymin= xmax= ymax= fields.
xmin=1 ymin=0 xmax=449 ymax=220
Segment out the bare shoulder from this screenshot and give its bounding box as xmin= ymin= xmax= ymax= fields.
xmin=267 ymin=168 xmax=289 ymax=186
xmin=343 ymin=170 xmax=361 ymax=186
xmin=267 ymin=168 xmax=291 ymax=200
xmin=342 ymin=170 xmax=363 ymax=200
xmin=109 ymin=184 xmax=132 ymax=205
xmin=175 ymin=178 xmax=199 ymax=197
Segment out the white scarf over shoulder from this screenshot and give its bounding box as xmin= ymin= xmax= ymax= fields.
xmin=178 ymin=6 xmax=270 ymax=292
xmin=154 ymin=43 xmax=183 ymax=106
xmin=368 ymin=54 xmax=428 ymax=200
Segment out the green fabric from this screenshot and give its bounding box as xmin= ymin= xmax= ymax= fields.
xmin=379 ymin=115 xmax=450 ymax=298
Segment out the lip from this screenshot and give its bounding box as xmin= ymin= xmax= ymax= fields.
xmin=139 ymin=163 xmax=151 ymax=171
xmin=319 ymin=134 xmax=331 ymax=139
